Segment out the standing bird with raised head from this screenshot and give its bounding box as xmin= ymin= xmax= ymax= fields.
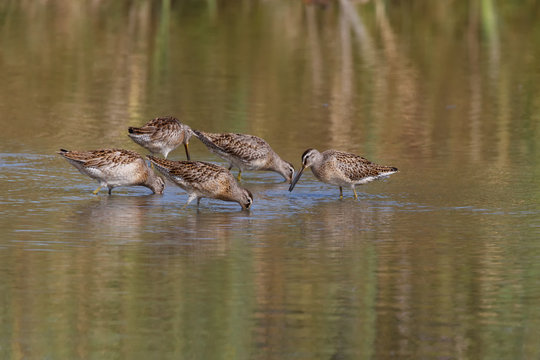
xmin=289 ymin=149 xmax=398 ymax=199
xmin=147 ymin=155 xmax=254 ymax=210
xmin=128 ymin=116 xmax=193 ymax=160
xmin=193 ymin=130 xmax=295 ymax=183
xmin=58 ymin=149 xmax=165 ymax=195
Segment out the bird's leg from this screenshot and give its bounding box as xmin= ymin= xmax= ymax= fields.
xmin=237 ymin=169 xmax=242 ymax=181
xmin=108 ymin=187 xmax=112 ymax=195
xmin=184 ymin=143 xmax=190 ymax=161
xmin=182 ymin=194 xmax=197 ymax=209
xmin=228 ymin=164 xmax=233 ymax=170
xmin=92 ymin=186 xmax=102 ymax=195
xmin=197 ymin=198 xmax=201 ymax=207
xmin=353 ymin=187 xmax=358 ymax=200
xmin=339 ymin=187 xmax=343 ymax=199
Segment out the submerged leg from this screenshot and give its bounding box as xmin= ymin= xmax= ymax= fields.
xmin=353 ymin=187 xmax=358 ymax=200
xmin=197 ymin=198 xmax=201 ymax=207
xmin=339 ymin=187 xmax=343 ymax=199
xmin=92 ymin=186 xmax=102 ymax=195
xmin=182 ymin=193 xmax=198 ymax=209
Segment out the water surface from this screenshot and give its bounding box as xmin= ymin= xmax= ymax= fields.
xmin=1 ymin=1 xmax=539 ymax=359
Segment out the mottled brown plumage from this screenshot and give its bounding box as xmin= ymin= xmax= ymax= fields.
xmin=58 ymin=149 xmax=165 ymax=195
xmin=193 ymin=130 xmax=295 ymax=182
xmin=128 ymin=116 xmax=193 ymax=159
xmin=289 ymin=149 xmax=398 ymax=199
xmin=147 ymin=155 xmax=253 ymax=210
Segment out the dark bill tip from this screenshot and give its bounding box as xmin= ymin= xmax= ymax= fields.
xmin=288 ymin=167 xmax=305 ymax=192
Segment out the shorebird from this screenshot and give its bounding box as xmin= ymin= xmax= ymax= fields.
xmin=128 ymin=116 xmax=193 ymax=160
xmin=58 ymin=149 xmax=165 ymax=195
xmin=289 ymin=149 xmax=398 ymax=199
xmin=147 ymin=155 xmax=253 ymax=210
xmin=193 ymin=130 xmax=295 ymax=182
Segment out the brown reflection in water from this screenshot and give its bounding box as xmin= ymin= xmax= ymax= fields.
xmin=305 ymin=5 xmax=324 ymax=97
xmin=327 ymin=10 xmax=355 ymax=147
xmin=1 ymin=1 xmax=540 ymax=358
xmin=5 ymin=200 xmax=251 ymax=358
xmin=1 ymin=0 xmax=536 ymax=169
xmin=468 ymin=1 xmax=482 ymax=163
xmin=68 ymin=196 xmax=152 ymax=240
xmin=339 ymin=0 xmax=375 ymax=66
xmin=0 ymin=1 xmax=159 ymax=148
xmin=373 ymin=0 xmax=424 ymax=158
xmin=253 ymin=200 xmax=394 ymax=357
xmin=66 ymin=195 xmax=241 ymax=257
xmin=143 ymin=210 xmax=244 ymax=257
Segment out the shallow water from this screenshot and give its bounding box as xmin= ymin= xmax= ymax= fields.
xmin=1 ymin=1 xmax=540 ymax=359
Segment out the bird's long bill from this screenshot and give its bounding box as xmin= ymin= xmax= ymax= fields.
xmin=288 ymin=166 xmax=306 ymax=192
xmin=184 ymin=143 xmax=190 ymax=161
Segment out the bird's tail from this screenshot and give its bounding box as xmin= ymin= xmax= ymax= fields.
xmin=128 ymin=127 xmax=144 ymax=135
xmin=192 ymin=130 xmax=224 ymax=153
xmin=378 ymin=166 xmax=398 ymax=176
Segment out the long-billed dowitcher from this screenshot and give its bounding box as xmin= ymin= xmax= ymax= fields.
xmin=58 ymin=149 xmax=165 ymax=195
xmin=147 ymin=155 xmax=253 ymax=210
xmin=193 ymin=130 xmax=295 ymax=182
xmin=289 ymin=149 xmax=398 ymax=199
xmin=128 ymin=116 xmax=193 ymax=160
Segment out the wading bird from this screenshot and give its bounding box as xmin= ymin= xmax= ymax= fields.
xmin=128 ymin=116 xmax=193 ymax=160
xmin=289 ymin=149 xmax=398 ymax=199
xmin=58 ymin=148 xmax=165 ymax=195
xmin=193 ymin=130 xmax=294 ymax=182
xmin=147 ymin=155 xmax=253 ymax=210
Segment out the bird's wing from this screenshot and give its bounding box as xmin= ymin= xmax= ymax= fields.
xmin=195 ymin=131 xmax=270 ymax=163
xmin=132 ymin=117 xmax=182 ymax=141
xmin=81 ymin=149 xmax=139 ymax=168
xmin=332 ymin=151 xmax=385 ymax=181
xmin=167 ymin=161 xmax=226 ymax=183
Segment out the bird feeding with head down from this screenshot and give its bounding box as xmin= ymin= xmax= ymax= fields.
xmin=289 ymin=149 xmax=398 ymax=199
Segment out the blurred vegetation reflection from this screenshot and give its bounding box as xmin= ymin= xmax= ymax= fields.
xmin=0 ymin=0 xmax=539 ymax=359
